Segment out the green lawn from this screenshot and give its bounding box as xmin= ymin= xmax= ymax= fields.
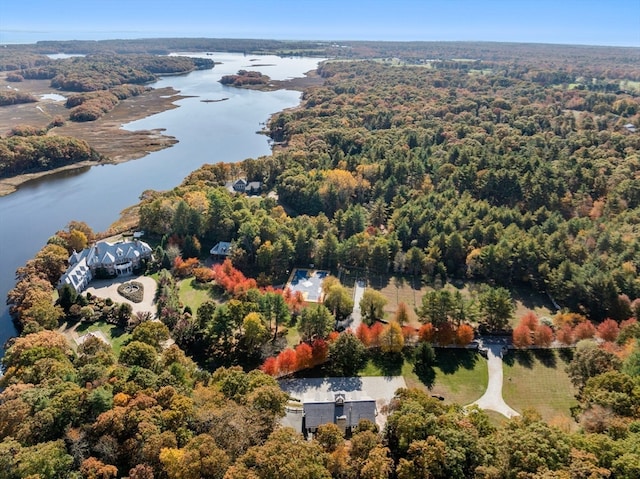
xmin=178 ymin=277 xmax=219 ymax=312
xmin=502 ymin=349 xmax=578 ymax=425
xmin=359 ymin=348 xmax=488 ymax=407
xmin=429 ymin=349 xmax=489 ymax=406
xmin=76 ymin=320 xmax=131 ymax=355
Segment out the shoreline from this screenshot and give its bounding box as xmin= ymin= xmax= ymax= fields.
xmin=0 ymin=69 xmax=323 ymax=197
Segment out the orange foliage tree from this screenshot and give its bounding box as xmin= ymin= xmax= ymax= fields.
xmin=418 ymin=323 xmax=435 ymax=343
xmin=356 ymin=323 xmax=372 ymax=346
xmin=295 ymin=342 xmax=313 ymax=370
xmin=369 ymin=322 xmax=384 ymax=347
xmin=455 ymin=324 xmax=475 ymax=346
xmin=596 ymin=318 xmax=620 ymax=342
xmin=533 ymin=324 xmax=554 ymax=347
xmin=211 ymin=259 xmax=257 ymax=297
xmin=556 ymin=324 xmax=574 ymax=345
xmin=173 ymin=257 xmax=199 ymax=278
xmin=573 ymin=321 xmax=596 ymax=340
xmin=261 ymin=357 xmax=279 ymax=376
xmin=519 ymin=311 xmax=540 ymax=331
xmin=276 ymin=348 xmax=298 ymax=376
xmin=513 ymin=323 xmax=533 ymax=348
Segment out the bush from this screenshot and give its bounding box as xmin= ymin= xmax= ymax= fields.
xmin=117 ymin=281 xmax=144 ymax=303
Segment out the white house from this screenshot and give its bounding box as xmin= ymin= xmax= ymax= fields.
xmin=59 ymin=239 xmax=153 ymax=293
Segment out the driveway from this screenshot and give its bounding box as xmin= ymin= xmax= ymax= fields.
xmin=85 ymin=274 xmax=157 ymax=316
xmin=468 ymin=340 xmax=520 ymax=418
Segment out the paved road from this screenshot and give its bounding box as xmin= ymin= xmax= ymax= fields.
xmin=349 ymin=279 xmax=366 ymax=332
xmin=469 ymin=341 xmax=520 ymax=418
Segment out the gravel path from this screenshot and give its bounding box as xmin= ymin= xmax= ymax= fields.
xmin=469 ymin=341 xmax=520 ymax=418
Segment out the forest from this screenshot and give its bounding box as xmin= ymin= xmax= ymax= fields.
xmin=2 ymin=40 xmax=640 ymax=478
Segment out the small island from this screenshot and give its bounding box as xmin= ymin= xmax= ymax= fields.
xmin=219 ymin=69 xmax=271 ymax=87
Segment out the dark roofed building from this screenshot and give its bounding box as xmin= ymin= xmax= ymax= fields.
xmin=210 ymin=241 xmax=233 ymax=258
xmin=302 ymin=391 xmax=376 ymax=434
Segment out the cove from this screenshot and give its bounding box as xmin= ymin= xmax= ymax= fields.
xmin=0 ymin=52 xmax=324 ymax=351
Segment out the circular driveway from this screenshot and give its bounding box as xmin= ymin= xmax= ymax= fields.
xmin=85 ymin=274 xmax=157 ymax=316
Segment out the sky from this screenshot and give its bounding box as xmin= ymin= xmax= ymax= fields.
xmin=1 ymin=0 xmax=638 ymax=47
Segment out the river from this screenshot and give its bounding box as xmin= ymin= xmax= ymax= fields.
xmin=0 ymin=52 xmax=324 ymax=351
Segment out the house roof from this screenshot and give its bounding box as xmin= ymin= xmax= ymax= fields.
xmin=210 ymin=241 xmax=232 ymax=256
xmin=302 ymin=390 xmax=376 ymax=429
xmin=59 ymin=239 xmax=153 ymax=291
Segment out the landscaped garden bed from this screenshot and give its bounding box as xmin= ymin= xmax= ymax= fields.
xmin=117 ymin=281 xmax=144 ymax=303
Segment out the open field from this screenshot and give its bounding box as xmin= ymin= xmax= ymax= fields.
xmin=339 ymin=271 xmax=555 ymax=328
xmin=502 ymin=349 xmax=578 ymax=425
xmin=178 ymin=277 xmax=219 ymax=312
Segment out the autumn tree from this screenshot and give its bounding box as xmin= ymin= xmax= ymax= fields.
xmin=597 ymin=318 xmax=620 ymax=342
xmin=455 ymin=324 xmax=475 ymax=346
xmin=298 ymin=304 xmax=335 ymax=341
xmin=360 ymin=289 xmax=388 ymax=325
xmin=379 ymin=321 xmax=405 ymax=354
xmin=329 ymin=332 xmax=367 ymax=376
xmin=224 ymin=427 xmax=331 ymax=479
xmin=394 ymin=302 xmax=410 ymax=325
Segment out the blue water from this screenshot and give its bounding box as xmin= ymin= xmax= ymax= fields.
xmin=0 ymin=52 xmax=324 ymax=351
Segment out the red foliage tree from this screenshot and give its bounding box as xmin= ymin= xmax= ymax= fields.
xmin=211 ymin=259 xmax=258 ymax=297
xmin=455 ymin=324 xmax=475 ymax=346
xmin=513 ymin=323 xmax=533 ymax=348
xmin=418 ymin=323 xmax=435 ymax=343
xmin=573 ymin=321 xmax=596 ymax=340
xmin=276 ymin=348 xmax=298 ymax=375
xmin=519 ymin=311 xmax=539 ymax=331
xmin=596 ymin=318 xmax=620 ymax=342
xmin=435 ymin=322 xmax=455 ymax=346
xmin=311 ymin=338 xmax=329 ymax=365
xmin=401 ymin=325 xmax=417 ymax=342
xmin=356 ymin=323 xmax=372 ymax=347
xmin=369 ymin=322 xmax=384 ymax=347
xmin=261 ymin=356 xmax=279 ymax=376
xmin=295 ymin=342 xmax=313 ymax=370
xmin=556 ymin=323 xmax=574 ymax=345
xmin=533 ymin=324 xmax=554 ymax=347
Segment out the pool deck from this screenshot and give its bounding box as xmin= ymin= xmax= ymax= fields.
xmin=286 ymin=268 xmax=329 ymax=303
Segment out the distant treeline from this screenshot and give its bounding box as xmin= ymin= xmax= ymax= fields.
xmin=0 ymin=132 xmax=101 ymax=178
xmin=13 ymin=53 xmax=214 ymax=91
xmin=2 ymin=38 xmax=639 ymax=80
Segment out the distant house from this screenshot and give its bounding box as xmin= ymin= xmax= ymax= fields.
xmin=58 ymin=239 xmax=153 ymax=293
xmin=232 ymin=178 xmax=262 ymax=194
xmin=623 ymin=123 xmax=637 ymax=133
xmin=210 ymin=241 xmax=233 ymax=258
xmin=302 ymin=391 xmax=377 ymax=435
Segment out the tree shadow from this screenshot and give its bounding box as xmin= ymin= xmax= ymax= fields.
xmin=532 ymin=348 xmax=557 ymax=368
xmin=557 ymin=347 xmax=574 ymax=364
xmin=370 ymin=273 xmax=392 ymax=291
xmin=370 ymin=351 xmax=404 ymax=376
xmin=504 ymin=350 xmax=534 ymax=369
xmin=414 ymin=363 xmax=436 ymax=389
xmin=435 ymin=348 xmax=478 ymax=374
